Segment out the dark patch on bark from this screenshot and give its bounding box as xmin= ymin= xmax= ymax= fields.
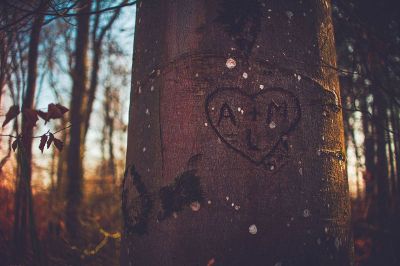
xmin=215 ymin=0 xmax=262 ymax=58
xmin=157 ymin=170 xmax=204 ymax=221
xmin=121 ymin=165 xmax=153 ymax=235
xmin=318 ymin=149 xmax=347 ymax=162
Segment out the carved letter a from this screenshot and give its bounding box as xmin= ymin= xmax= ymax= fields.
xmin=217 ymin=102 xmax=237 ymax=126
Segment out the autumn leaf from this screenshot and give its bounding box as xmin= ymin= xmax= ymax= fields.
xmin=39 ymin=134 xmax=48 ymax=153
xmin=36 ymin=110 xmax=48 ymax=123
xmin=37 ymin=103 xmax=69 ymax=124
xmin=55 ymin=104 xmax=69 ymax=114
xmin=47 ymin=133 xmax=54 ymax=149
xmin=2 ymin=105 xmax=20 ymax=127
xmin=53 ymin=138 xmax=63 ymax=151
xmin=12 ymin=139 xmax=18 ymax=151
xmin=47 ymin=103 xmax=63 ymax=120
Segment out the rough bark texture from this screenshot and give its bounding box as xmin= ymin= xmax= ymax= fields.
xmin=122 ymin=0 xmax=354 ymax=265
xmin=66 ymin=0 xmax=91 ymax=241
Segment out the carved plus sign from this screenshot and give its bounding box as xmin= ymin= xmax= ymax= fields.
xmin=247 ymin=106 xmax=261 ymax=121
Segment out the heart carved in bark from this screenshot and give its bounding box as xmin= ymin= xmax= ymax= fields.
xmin=205 ymin=87 xmax=301 ymax=165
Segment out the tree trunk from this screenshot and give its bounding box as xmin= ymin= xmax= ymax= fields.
xmin=104 ymin=86 xmax=116 ymax=183
xmin=66 ymin=0 xmax=91 ymax=242
xmin=55 ymin=121 xmax=67 ymax=201
xmin=83 ymin=0 xmax=124 ymax=139
xmin=122 ymin=1 xmax=354 ymax=265
xmin=13 ymin=3 xmax=46 ymax=265
xmin=373 ymin=91 xmax=390 ymax=224
xmin=390 ymin=104 xmax=400 ymax=202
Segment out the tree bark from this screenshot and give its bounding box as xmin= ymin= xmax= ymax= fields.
xmin=66 ymin=0 xmax=91 ymax=242
xmin=122 ymin=1 xmax=354 ymax=265
xmin=13 ymin=2 xmax=46 ymax=264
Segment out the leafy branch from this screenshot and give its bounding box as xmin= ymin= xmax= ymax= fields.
xmin=1 ymin=103 xmax=70 ymax=153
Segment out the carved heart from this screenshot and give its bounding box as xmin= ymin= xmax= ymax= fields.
xmin=205 ymin=87 xmax=301 ymax=165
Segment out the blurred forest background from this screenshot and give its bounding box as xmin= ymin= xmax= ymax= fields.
xmin=0 ymin=0 xmax=399 ymax=265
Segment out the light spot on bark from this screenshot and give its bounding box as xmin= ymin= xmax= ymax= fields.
xmin=249 ymin=224 xmax=258 ymax=235
xmin=190 ymin=201 xmax=201 ymax=212
xmin=286 ymin=11 xmax=294 ymax=20
xmin=335 ymin=237 xmax=340 ymax=250
xmin=225 ymin=58 xmax=237 ymax=69
xmin=303 ymin=209 xmax=311 ymax=217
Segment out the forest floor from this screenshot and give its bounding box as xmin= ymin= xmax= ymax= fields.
xmin=1 ymin=184 xmax=399 ymax=265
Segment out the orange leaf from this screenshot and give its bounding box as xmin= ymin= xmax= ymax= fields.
xmin=2 ymin=105 xmax=20 ymax=127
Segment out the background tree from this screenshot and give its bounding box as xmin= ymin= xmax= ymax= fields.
xmin=332 ymin=0 xmax=400 ymax=264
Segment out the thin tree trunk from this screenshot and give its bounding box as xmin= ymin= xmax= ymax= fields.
xmin=66 ymin=0 xmax=91 ymax=243
xmin=391 ymin=104 xmax=400 ymax=201
xmin=373 ymin=91 xmax=390 ymax=226
xmin=55 ymin=122 xmax=67 ymax=201
xmin=13 ymin=3 xmax=46 ymax=264
xmin=104 ymin=86 xmax=116 ymax=183
xmin=122 ymin=1 xmax=353 ymax=265
xmin=361 ymin=96 xmax=375 ymax=200
xmin=387 ymin=108 xmax=396 ymax=202
xmin=83 ymin=0 xmax=125 ymax=139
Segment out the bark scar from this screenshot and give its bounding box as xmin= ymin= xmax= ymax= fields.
xmin=121 ymin=165 xmax=153 ymax=235
xmin=157 ymin=169 xmax=204 ymax=221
